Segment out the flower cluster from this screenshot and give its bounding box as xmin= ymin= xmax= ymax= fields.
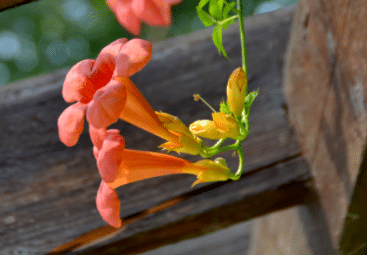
xmin=58 ymin=38 xmax=237 ymax=228
xmin=106 ymin=0 xmax=182 ymax=35
xmin=189 ymin=68 xmax=252 ymax=142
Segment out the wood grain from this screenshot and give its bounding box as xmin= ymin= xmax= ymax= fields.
xmin=284 ymin=0 xmax=367 ymax=247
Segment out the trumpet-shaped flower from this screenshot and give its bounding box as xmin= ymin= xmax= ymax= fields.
xmin=116 ymin=77 xmax=179 ymax=144
xmin=226 ymin=67 xmax=247 ymax=118
xmin=106 ymin=0 xmax=182 ymax=35
xmin=95 ymin=130 xmax=236 ymax=228
xmin=58 ymin=38 xmax=152 ymax=147
xmin=155 ymin=112 xmax=203 ymax=155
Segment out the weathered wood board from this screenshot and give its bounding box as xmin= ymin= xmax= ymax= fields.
xmin=284 ymin=0 xmax=367 ymax=248
xmin=0 ymin=6 xmax=311 ymax=254
xmin=0 ymin=0 xmax=38 ymax=11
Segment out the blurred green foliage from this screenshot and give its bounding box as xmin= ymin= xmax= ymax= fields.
xmin=0 ymin=0 xmax=296 ymax=85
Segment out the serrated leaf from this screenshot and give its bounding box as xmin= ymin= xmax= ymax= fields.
xmin=196 ymin=8 xmax=215 ymax=27
xmin=209 ymin=0 xmax=222 ymax=19
xmin=198 ymin=0 xmax=210 ymax=9
xmin=220 ymin=100 xmax=232 ymax=115
xmin=212 ymin=25 xmax=228 ymax=58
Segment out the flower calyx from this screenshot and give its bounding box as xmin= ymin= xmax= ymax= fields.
xmin=192 ymin=157 xmax=238 ymax=187
xmin=212 ymin=112 xmax=241 ymax=140
xmin=155 ymin=111 xmax=203 ymax=155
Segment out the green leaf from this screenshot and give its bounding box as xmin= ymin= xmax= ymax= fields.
xmin=197 ymin=0 xmax=210 ymax=9
xmin=243 ymin=89 xmax=259 ymax=115
xmin=222 ymin=16 xmax=235 ymax=30
xmin=220 ymin=100 xmax=232 ymax=115
xmin=196 ymin=8 xmax=215 ymax=27
xmin=218 ymin=0 xmax=225 ymax=12
xmin=209 ymin=0 xmax=221 ymax=19
xmin=223 ymin=2 xmax=235 ymax=19
xmin=212 ymin=25 xmax=228 ymax=58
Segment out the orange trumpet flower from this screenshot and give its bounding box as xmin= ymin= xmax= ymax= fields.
xmin=58 ymin=38 xmax=152 ymax=147
xmin=115 ymin=77 xmax=179 ymax=144
xmin=96 ymin=130 xmax=237 ymax=228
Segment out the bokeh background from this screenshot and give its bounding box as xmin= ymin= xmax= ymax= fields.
xmin=0 ymin=0 xmax=296 ymax=86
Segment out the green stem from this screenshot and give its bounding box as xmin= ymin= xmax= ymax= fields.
xmin=235 ymin=142 xmax=244 ymax=177
xmin=208 ymin=138 xmax=227 ymax=150
xmin=201 ymin=141 xmax=238 ymax=158
xmin=237 ymin=0 xmax=248 ymax=85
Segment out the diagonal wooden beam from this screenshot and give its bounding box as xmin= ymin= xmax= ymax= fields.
xmin=0 ymin=0 xmax=38 ymax=12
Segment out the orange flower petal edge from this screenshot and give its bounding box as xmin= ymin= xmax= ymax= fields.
xmin=106 ymin=0 xmax=182 ymax=35
xmin=132 ymin=0 xmax=169 ymax=26
xmin=62 ymin=60 xmax=97 ymax=104
xmin=96 ymin=181 xmax=122 ymax=228
xmin=113 ymin=39 xmax=152 ymax=78
xmin=86 ymin=79 xmax=127 ymax=129
xmin=107 ymin=1 xmax=141 ymax=35
xmin=89 ymin=125 xmax=107 ymax=150
xmin=97 ymin=130 xmax=125 ymax=183
xmin=58 ymin=102 xmax=88 ymax=147
xmin=89 ymin=125 xmax=107 ymax=159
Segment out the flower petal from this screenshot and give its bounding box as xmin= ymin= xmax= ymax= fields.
xmin=93 ymin=146 xmax=100 ymax=160
xmin=97 ymin=130 xmax=125 ymax=183
xmin=96 ymin=181 xmax=122 ymax=228
xmin=62 ymin=60 xmax=97 ymax=104
xmin=106 ymin=0 xmax=141 ymax=35
xmin=132 ymin=0 xmax=168 ymax=26
xmin=87 ymin=79 xmax=127 ymax=129
xmin=92 ymin=38 xmax=129 ymax=82
xmin=114 ymin=39 xmax=152 ymax=77
xmin=89 ymin=125 xmax=107 ymax=150
xmin=58 ymin=102 xmax=87 ymax=146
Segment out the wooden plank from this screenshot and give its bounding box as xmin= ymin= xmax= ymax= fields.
xmin=339 ymin=145 xmax=367 ymax=254
xmin=0 ymin=7 xmax=304 ymax=254
xmin=0 ymin=0 xmax=38 ymax=12
xmin=283 ymin=0 xmax=367 ymax=247
xmin=142 ymin=221 xmax=252 ymax=255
